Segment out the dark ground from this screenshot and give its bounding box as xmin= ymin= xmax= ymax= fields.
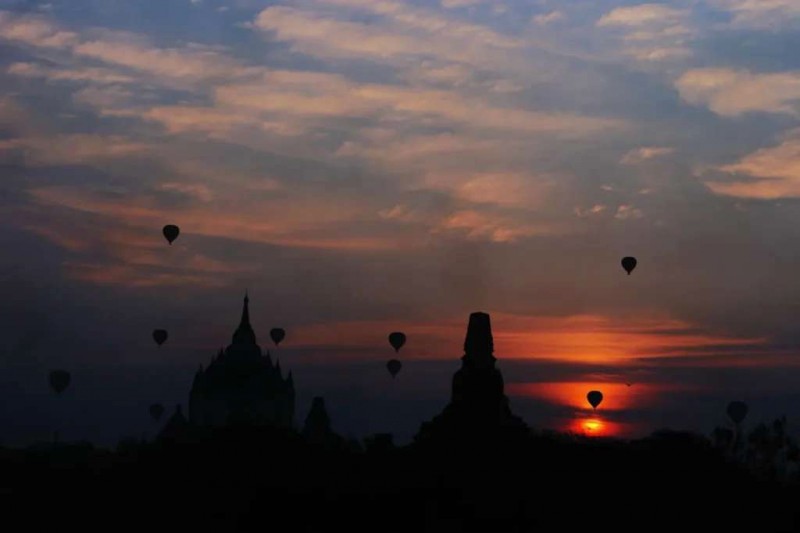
xmin=2 ymin=426 xmax=798 ymax=532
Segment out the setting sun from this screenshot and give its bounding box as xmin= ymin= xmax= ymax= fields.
xmin=566 ymin=415 xmax=628 ymax=437
xmin=582 ymin=418 xmax=603 ymax=434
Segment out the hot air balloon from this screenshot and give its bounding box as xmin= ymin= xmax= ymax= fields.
xmin=153 ymin=329 xmax=168 ymax=346
xmin=49 ymin=370 xmax=71 ymax=395
xmin=387 ymin=359 xmax=402 ymax=379
xmin=149 ymin=403 xmax=165 ymax=422
xmin=587 ymin=390 xmax=603 ymax=410
xmin=727 ymin=401 xmax=748 ymax=425
xmin=162 ymin=224 xmax=180 ymax=245
xmin=270 ymin=328 xmax=286 ymax=347
xmin=621 ymin=256 xmax=637 ymax=275
xmin=388 ymin=332 xmax=406 ymax=353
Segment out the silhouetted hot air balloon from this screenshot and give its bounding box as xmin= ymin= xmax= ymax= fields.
xmin=149 ymin=403 xmax=165 ymax=422
xmin=270 ymin=328 xmax=286 ymax=347
xmin=49 ymin=370 xmax=71 ymax=395
xmin=162 ymin=224 xmax=180 ymax=245
xmin=587 ymin=390 xmax=603 ymax=410
xmin=153 ymin=329 xmax=168 ymax=346
xmin=387 ymin=359 xmax=402 ymax=378
xmin=388 ymin=332 xmax=406 ymax=353
xmin=727 ymin=401 xmax=748 ymax=425
xmin=621 ymin=256 xmax=637 ymax=275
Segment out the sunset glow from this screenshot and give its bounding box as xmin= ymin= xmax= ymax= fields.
xmin=567 ymin=416 xmax=629 ymax=437
xmin=577 ymin=417 xmax=605 ymax=436
xmin=283 ymin=314 xmax=769 ymax=365
xmin=506 ymin=381 xmax=681 ymax=411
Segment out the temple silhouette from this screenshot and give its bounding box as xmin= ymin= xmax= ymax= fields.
xmin=415 ymin=311 xmax=527 ymax=444
xmin=187 ymin=293 xmax=295 ymax=428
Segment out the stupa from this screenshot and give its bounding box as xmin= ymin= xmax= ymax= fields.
xmin=414 ymin=312 xmax=527 ymax=444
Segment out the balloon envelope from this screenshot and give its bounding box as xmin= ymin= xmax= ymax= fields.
xmin=621 ymin=256 xmax=637 ymax=275
xmin=162 ymin=224 xmax=180 ymax=245
xmin=388 ymin=332 xmax=406 ymax=353
xmin=727 ymin=401 xmax=748 ymax=424
xmin=153 ymin=329 xmax=168 ymax=346
xmin=387 ymin=359 xmax=402 ymax=378
xmin=270 ymin=328 xmax=286 ymax=346
xmin=587 ymin=390 xmax=603 ymax=409
xmin=49 ymin=370 xmax=71 ymax=395
xmin=149 ymin=403 xmax=165 ymax=422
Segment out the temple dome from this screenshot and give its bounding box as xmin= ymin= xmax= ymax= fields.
xmin=189 ymin=293 xmax=295 ymax=428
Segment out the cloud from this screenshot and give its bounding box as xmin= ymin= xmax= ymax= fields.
xmin=441 ymin=0 xmax=483 ymax=8
xmin=434 ymin=210 xmax=559 ymax=242
xmin=142 ymin=104 xmax=306 ymax=139
xmin=17 ymin=207 xmax=257 ymax=289
xmin=614 ymin=205 xmax=644 ymax=219
xmin=0 ymin=11 xmax=257 ymax=90
xmin=712 ymin=0 xmax=800 ymax=30
xmin=597 ymin=4 xmax=688 ymax=27
xmin=8 ymin=62 xmax=136 ymax=84
xmin=401 ymin=61 xmax=474 ymax=87
xmin=620 ymin=146 xmax=675 ymax=165
xmin=157 ymin=182 xmax=214 ymax=203
xmin=675 ymin=68 xmax=800 ymax=117
xmin=281 ymin=312 xmax=768 ymax=365
xmin=596 ymin=4 xmax=692 ymax=62
xmin=26 ymin=184 xmax=407 ymax=254
xmin=378 ymin=204 xmax=423 ymax=223
xmin=0 ymin=11 xmax=78 ymax=48
xmin=574 ymin=205 xmax=607 ymax=218
xmin=706 ymin=129 xmax=800 ymax=199
xmin=0 ymin=135 xmax=149 ymax=166
xmin=207 ymin=71 xmax=625 ymax=138
xmin=252 ymin=3 xmax=522 ymax=72
xmin=71 ymin=39 xmax=251 ymax=84
xmin=533 ymin=11 xmax=565 ymax=26
xmin=451 ymin=172 xmax=553 ymax=208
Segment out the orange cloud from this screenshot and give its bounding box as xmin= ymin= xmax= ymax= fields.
xmin=209 ymin=71 xmax=625 ymax=137
xmin=0 ymin=11 xmax=78 ymax=49
xmin=8 ymin=62 xmax=136 ymax=84
xmin=598 ymin=5 xmax=688 ymax=27
xmin=282 ymin=312 xmax=769 ymax=365
xmin=0 ymin=135 xmax=149 ymax=165
xmin=18 ymin=207 xmax=258 ymax=288
xmin=507 ymin=381 xmax=688 ymax=411
xmin=676 ymin=68 xmax=800 ymax=117
xmin=254 ymin=2 xmax=521 ymax=69
xmin=707 ymin=129 xmax=800 ymax=199
xmin=435 ymin=210 xmax=561 ymax=243
xmin=489 ymin=314 xmax=766 ymax=364
xmin=27 ymin=186 xmax=416 ymax=257
xmin=451 ymin=172 xmax=554 ymax=208
xmin=620 ymin=146 xmax=675 ymax=165
xmin=596 ymin=4 xmax=692 ymax=62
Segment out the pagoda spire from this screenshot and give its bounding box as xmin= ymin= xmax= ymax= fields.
xmin=462 ymin=311 xmax=496 ymax=368
xmin=231 ymin=291 xmax=257 ymax=345
xmin=242 ymin=290 xmax=250 ymax=322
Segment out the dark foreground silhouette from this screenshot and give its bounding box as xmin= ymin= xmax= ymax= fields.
xmin=9 ymin=309 xmax=800 ymax=531
xmin=3 ymin=428 xmax=800 ymax=532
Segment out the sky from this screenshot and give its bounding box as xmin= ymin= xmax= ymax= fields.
xmin=2 ymin=0 xmax=800 ymax=447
